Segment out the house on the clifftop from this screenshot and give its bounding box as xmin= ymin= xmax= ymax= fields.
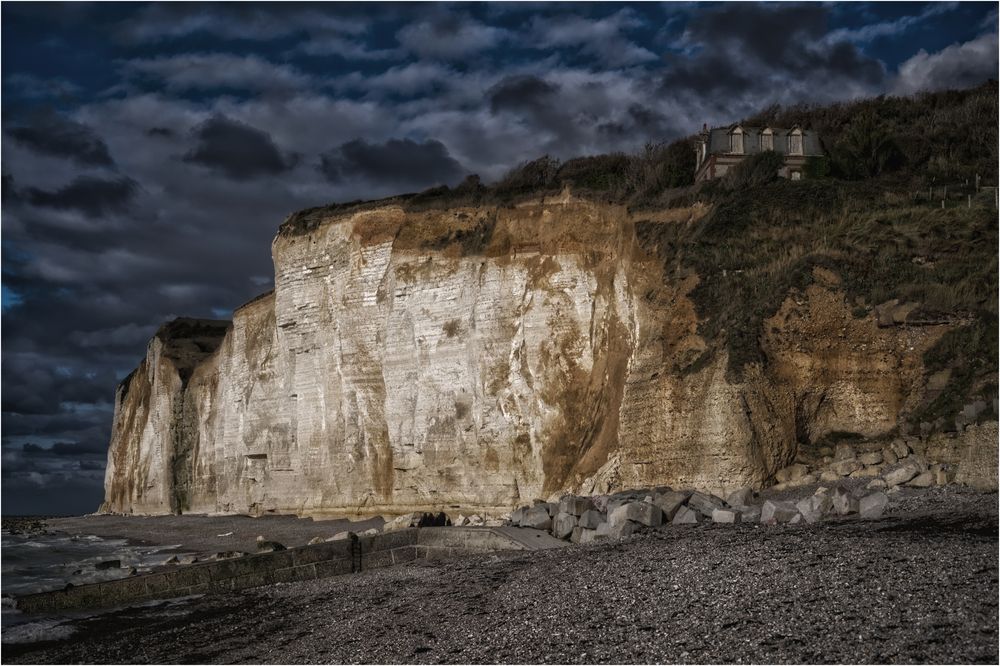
xmin=694 ymin=124 xmax=823 ymax=182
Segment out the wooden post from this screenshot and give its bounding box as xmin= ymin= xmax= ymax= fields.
xmin=941 ymin=200 xmax=945 ymax=209
xmin=968 ymin=194 xmax=972 ymax=209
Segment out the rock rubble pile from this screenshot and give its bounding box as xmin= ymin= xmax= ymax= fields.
xmin=507 ymin=482 xmax=892 ymax=544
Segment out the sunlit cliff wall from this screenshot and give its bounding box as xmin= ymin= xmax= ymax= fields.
xmin=102 ymin=196 xmax=980 ymax=516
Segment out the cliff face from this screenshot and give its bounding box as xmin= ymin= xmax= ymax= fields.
xmin=102 ymin=196 xmax=975 ymax=516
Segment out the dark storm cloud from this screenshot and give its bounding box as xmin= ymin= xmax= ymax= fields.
xmin=23 ymin=441 xmax=108 ymax=457
xmin=663 ymin=3 xmax=885 ymax=97
xmin=146 ymin=127 xmax=174 ymax=138
xmin=319 ymin=138 xmax=465 ymax=188
xmin=396 ymin=13 xmax=508 ymax=59
xmin=488 ymin=75 xmax=559 ymax=113
xmin=22 ymin=176 xmax=138 ymax=218
xmin=183 ymin=115 xmax=297 ymax=180
xmin=1 ymin=354 xmax=119 ymax=415
xmin=7 ymin=113 xmax=115 ymax=166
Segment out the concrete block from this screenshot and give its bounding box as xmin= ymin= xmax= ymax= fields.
xmin=578 ymin=528 xmax=605 ymax=544
xmin=391 ymin=546 xmax=417 ymax=565
xmin=558 ymin=495 xmax=595 ymax=517
xmin=609 ymin=501 xmax=662 ymax=527
xmin=652 ymin=491 xmax=689 ymax=521
xmin=552 ymin=512 xmax=578 ymax=540
xmin=521 ymin=505 xmax=552 ymax=531
xmin=687 ymin=491 xmax=725 ymax=517
xmin=760 ymin=500 xmax=799 ymax=525
xmin=608 ymin=520 xmax=640 ymax=538
xmin=671 ymin=505 xmax=702 ymax=525
xmin=578 ymin=509 xmax=606 ymax=530
xmin=364 ymin=550 xmax=394 ymax=570
xmin=510 ymin=507 xmax=526 ymax=526
xmin=738 ymin=505 xmax=762 ymax=523
xmin=711 ymin=509 xmax=741 ymax=524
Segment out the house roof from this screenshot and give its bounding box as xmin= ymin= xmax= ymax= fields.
xmin=702 ymin=126 xmax=823 ymax=156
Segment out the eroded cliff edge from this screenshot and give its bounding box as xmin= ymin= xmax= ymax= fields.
xmin=101 ymin=193 xmax=997 ymax=516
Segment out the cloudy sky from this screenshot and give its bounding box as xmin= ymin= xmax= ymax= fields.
xmin=2 ymin=1 xmax=997 ymax=515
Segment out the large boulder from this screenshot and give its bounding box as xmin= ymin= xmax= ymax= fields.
xmin=578 ymin=509 xmax=606 ymax=530
xmin=829 ymin=458 xmax=862 ymax=477
xmin=831 ymin=487 xmax=859 ymax=515
xmin=521 ymin=504 xmax=553 ymax=531
xmin=889 ymin=439 xmax=910 ymax=460
xmin=608 ymin=520 xmax=640 ymax=538
xmin=383 ymin=511 xmax=448 ymax=532
xmin=711 ymin=508 xmax=741 ymax=524
xmin=510 ymin=507 xmax=526 ymax=526
xmin=795 ymin=495 xmax=832 ymax=524
xmin=775 ymin=464 xmax=810 ymax=484
xmin=760 ymin=500 xmax=799 ymax=525
xmin=906 ymin=471 xmax=935 ymax=488
xmin=726 ymin=487 xmax=754 ymax=507
xmin=672 ymin=505 xmax=702 ymax=525
xmin=687 ymin=491 xmax=726 ymax=517
xmin=652 ymin=491 xmax=689 ymax=521
xmin=738 ymin=505 xmax=762 ymax=523
xmin=883 ymin=461 xmax=921 ymax=487
xmin=558 ymin=495 xmax=595 ymax=517
xmin=552 ymin=512 xmax=578 ymax=539
xmin=859 ymin=492 xmax=889 ymax=519
xmin=609 ymin=501 xmax=663 ymax=528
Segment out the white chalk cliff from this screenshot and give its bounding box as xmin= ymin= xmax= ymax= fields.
xmin=102 ymin=196 xmax=990 ymax=516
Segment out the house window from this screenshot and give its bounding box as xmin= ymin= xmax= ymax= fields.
xmin=731 ymin=129 xmax=743 ymax=154
xmin=789 ymin=130 xmax=803 ymax=155
xmin=761 ymin=129 xmax=773 ymax=151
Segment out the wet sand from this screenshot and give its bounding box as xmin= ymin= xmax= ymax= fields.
xmin=6 ymin=487 xmax=997 ymax=664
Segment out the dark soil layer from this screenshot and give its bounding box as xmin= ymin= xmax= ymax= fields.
xmin=7 ymin=488 xmax=997 ymax=665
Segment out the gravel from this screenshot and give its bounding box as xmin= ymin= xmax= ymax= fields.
xmin=6 ymin=488 xmax=997 ymax=664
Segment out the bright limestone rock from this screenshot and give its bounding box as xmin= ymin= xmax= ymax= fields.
xmin=101 ymin=198 xmax=974 ymax=516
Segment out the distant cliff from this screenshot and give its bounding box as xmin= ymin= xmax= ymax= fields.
xmin=101 ymin=181 xmax=998 ymax=515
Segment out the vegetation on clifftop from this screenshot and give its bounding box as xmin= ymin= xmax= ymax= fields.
xmin=280 ymin=82 xmax=998 ymax=431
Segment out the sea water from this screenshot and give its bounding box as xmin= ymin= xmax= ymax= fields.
xmin=1 ymin=527 xmax=192 ymax=642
